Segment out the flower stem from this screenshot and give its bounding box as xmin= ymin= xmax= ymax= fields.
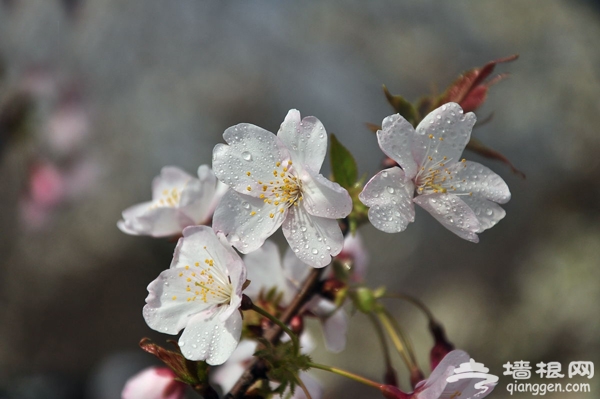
xmin=383 ymin=293 xmax=436 ymax=322
xmin=294 ymin=374 xmax=312 ymax=399
xmin=366 ymin=312 xmax=397 ymax=384
xmin=376 ymin=310 xmax=415 ymax=370
xmin=250 ymin=303 xmax=300 ymax=355
xmin=307 ymin=362 xmax=382 ymax=390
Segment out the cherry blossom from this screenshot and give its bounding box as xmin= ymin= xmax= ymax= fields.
xmin=121 ymin=367 xmax=185 ymax=399
xmin=212 ymin=338 xmax=322 ymax=399
xmin=359 ymin=103 xmax=510 ymax=242
xmin=382 ymin=350 xmax=497 ymax=399
xmin=118 ymin=165 xmax=226 ymax=237
xmin=212 ymin=109 xmax=352 ymax=267
xmin=143 ymin=226 xmax=247 ymax=365
xmin=243 ymin=240 xmax=348 ymax=353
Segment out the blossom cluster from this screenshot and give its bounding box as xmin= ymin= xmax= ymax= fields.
xmin=118 ymin=103 xmax=509 ymax=399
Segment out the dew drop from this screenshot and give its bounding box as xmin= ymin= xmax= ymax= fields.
xmin=241 ymin=151 xmax=252 ymax=161
xmin=386 ymin=186 xmax=395 ymax=194
xmin=311 ymin=248 xmax=319 ymax=255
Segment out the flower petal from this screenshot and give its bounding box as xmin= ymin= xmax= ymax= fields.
xmin=178 ymin=165 xmax=218 ymax=224
xmin=460 ymin=196 xmax=506 ymax=233
xmin=213 ymin=123 xmax=290 ymax=195
xmin=243 ymin=240 xmax=290 ymax=303
xmin=413 ymin=193 xmax=481 ymax=242
xmin=179 ymin=308 xmax=243 ymax=365
xmin=339 ymin=232 xmax=369 ymax=281
xmin=414 ymin=103 xmax=476 ymax=166
xmin=152 ymin=166 xmax=194 ymax=200
xmin=283 ymin=246 xmax=312 ymax=290
xmin=211 ymin=340 xmax=258 ymax=393
xmin=125 ymin=206 xmax=189 ymax=237
xmin=277 ymin=109 xmax=327 ymax=172
xmin=416 ymin=350 xmax=470 ymax=398
xmin=282 ymin=205 xmax=344 ymax=268
xmin=122 ymin=367 xmax=185 ymax=399
xmin=359 ymin=167 xmax=415 ymax=233
xmin=143 ymin=268 xmax=213 ymax=335
xmin=117 ymin=201 xmax=155 ymax=235
xmin=212 ymin=189 xmax=286 ymax=253
xmin=448 ymin=161 xmax=511 ymax=204
xmin=377 ymin=114 xmax=419 ymax=179
xmin=300 ymin=171 xmax=352 ymax=219
xmin=310 ymin=298 xmax=347 ymax=353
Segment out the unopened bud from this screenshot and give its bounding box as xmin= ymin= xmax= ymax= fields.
xmin=290 ymin=315 xmax=304 ymax=335
xmin=429 ymin=321 xmax=454 ymax=371
xmin=354 ymin=287 xmax=376 ymax=313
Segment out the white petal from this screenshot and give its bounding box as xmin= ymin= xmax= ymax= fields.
xmin=152 ymin=166 xmax=194 ymax=200
xmin=339 ymin=232 xmax=369 ymax=281
xmin=277 ymin=109 xmax=327 ymax=172
xmin=448 ymin=161 xmax=511 ymax=204
xmin=211 ymin=340 xmax=258 ymax=393
xmin=143 ymin=268 xmax=213 ymax=335
xmin=283 ymin=246 xmax=312 ymax=290
xmin=413 ymin=193 xmax=481 ymax=242
xmin=358 ymin=167 xmax=415 ymax=233
xmin=179 ymin=308 xmax=243 ymax=365
xmin=117 ymin=201 xmax=154 ymax=235
xmin=282 ymin=205 xmax=344 ymax=268
xmin=212 ymin=189 xmax=285 ymax=253
xmin=243 ymin=240 xmax=290 ymax=303
xmin=460 ymin=196 xmax=506 ymax=233
xmin=414 ymin=103 xmax=476 ymax=166
xmin=178 ymin=165 xmax=218 ymax=224
xmin=310 ymin=298 xmax=347 ymax=353
xmin=300 ymin=171 xmax=352 ymax=219
xmin=213 ymin=123 xmax=290 ymax=195
xmin=377 ymin=114 xmax=419 ymax=179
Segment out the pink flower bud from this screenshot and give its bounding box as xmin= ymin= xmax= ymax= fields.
xmin=122 ymin=367 xmax=185 ymax=399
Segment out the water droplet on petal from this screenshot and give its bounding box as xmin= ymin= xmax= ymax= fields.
xmin=241 ymin=151 xmax=252 ymax=161
xmin=386 ymin=186 xmax=395 ymax=194
xmin=311 ymin=248 xmax=319 ymax=255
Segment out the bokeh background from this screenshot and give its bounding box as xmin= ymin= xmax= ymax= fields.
xmin=1 ymin=1 xmax=599 ymax=398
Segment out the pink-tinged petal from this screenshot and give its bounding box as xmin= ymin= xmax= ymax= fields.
xmin=282 ymin=206 xmax=344 ymax=268
xmin=212 ymin=189 xmax=285 ymax=253
xmin=310 ymin=298 xmax=347 ymax=353
xmin=460 ymin=196 xmax=506 ymax=233
xmin=413 ymin=194 xmax=481 ymax=243
xmin=377 ymin=114 xmax=419 ymax=179
xmin=178 ymin=165 xmax=217 ymax=224
xmin=277 ymin=109 xmax=328 ymax=172
xmin=122 ymin=367 xmax=185 ymax=399
xmin=413 ymin=103 xmax=476 ymax=166
xmin=243 ymin=240 xmax=290 ymax=303
xmin=300 ymin=171 xmax=352 ymax=219
xmin=448 ymin=161 xmax=511 ymax=204
xmin=359 ymin=167 xmax=415 ymax=233
xmin=143 ymin=268 xmax=214 ymax=335
xmin=152 ymin=167 xmax=194 ymax=200
xmin=415 ymin=350 xmax=470 ymax=399
xmin=211 ymin=340 xmax=258 ymax=393
xmin=179 ymin=308 xmax=243 ymax=365
xmin=119 ymin=205 xmax=187 ymax=237
xmin=213 ymin=123 xmax=291 ymax=195
xmin=339 ymin=233 xmax=369 ymax=281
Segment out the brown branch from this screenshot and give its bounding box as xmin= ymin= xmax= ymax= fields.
xmin=225 ymin=267 xmax=325 ymax=398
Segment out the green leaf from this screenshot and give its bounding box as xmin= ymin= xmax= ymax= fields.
xmin=382 ymin=85 xmax=419 ymax=126
xmin=330 ymin=134 xmax=358 ymax=189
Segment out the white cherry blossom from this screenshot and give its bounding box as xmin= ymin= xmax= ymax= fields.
xmin=121 ymin=367 xmax=185 ymax=399
xmin=244 ymin=240 xmax=348 ymax=353
xmin=359 ymin=103 xmax=510 ymax=243
xmin=118 ymin=165 xmax=226 ymax=237
xmin=143 ymin=226 xmax=247 ymax=365
xmin=212 ymin=110 xmax=352 ymax=267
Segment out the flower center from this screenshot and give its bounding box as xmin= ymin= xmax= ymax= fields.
xmin=246 ymin=160 xmax=303 ymax=218
xmin=414 ymin=134 xmax=465 ymax=195
xmin=172 ymin=249 xmax=233 ymax=305
xmin=152 ymin=187 xmax=183 ymax=209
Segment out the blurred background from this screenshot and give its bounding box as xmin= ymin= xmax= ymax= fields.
xmin=1 ymin=1 xmax=599 ymax=398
